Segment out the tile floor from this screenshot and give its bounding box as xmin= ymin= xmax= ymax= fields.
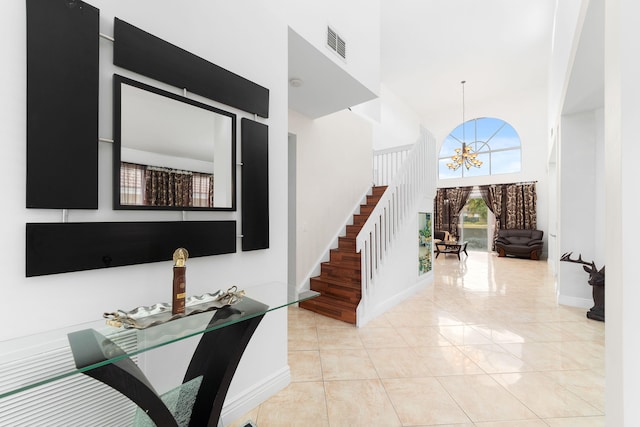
xmin=229 ymin=252 xmax=605 ymax=427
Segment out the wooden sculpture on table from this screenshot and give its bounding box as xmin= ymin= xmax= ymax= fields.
xmin=560 ymin=252 xmax=605 ymax=321
xmin=172 ymin=247 xmax=189 ymax=315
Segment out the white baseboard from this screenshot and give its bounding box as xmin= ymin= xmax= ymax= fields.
xmin=220 ymin=366 xmax=291 ymax=426
xmin=357 ymin=273 xmax=433 ymax=327
xmin=557 ymin=293 xmax=593 ymax=309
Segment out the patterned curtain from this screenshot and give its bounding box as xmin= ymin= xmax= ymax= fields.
xmin=434 ymin=187 xmax=472 ymax=240
xmin=145 ymin=168 xmax=193 ymax=207
xmin=504 ymin=183 xmax=537 ymax=229
xmin=439 ymin=182 xmax=536 ymax=250
xmin=434 ymin=188 xmax=447 ymax=232
xmin=447 ymin=187 xmax=472 ymax=239
xmin=479 ymin=184 xmax=504 ymax=250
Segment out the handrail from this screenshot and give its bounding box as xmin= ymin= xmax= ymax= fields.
xmin=356 ymin=131 xmax=435 ymax=322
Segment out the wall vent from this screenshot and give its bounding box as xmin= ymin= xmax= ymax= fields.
xmin=327 ymin=26 xmax=346 ymax=60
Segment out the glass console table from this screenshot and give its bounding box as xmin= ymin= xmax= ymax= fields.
xmin=0 ymin=283 xmax=318 ymax=427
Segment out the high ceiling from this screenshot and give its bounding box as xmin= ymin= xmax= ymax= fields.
xmin=380 ymin=0 xmax=557 ymax=121
xmin=289 ymin=1 xmax=559 ymax=124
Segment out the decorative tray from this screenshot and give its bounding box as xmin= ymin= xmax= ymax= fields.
xmin=103 ymin=286 xmax=245 ymax=329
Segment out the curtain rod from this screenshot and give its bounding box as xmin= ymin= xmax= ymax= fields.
xmin=436 ymin=181 xmax=538 ymax=191
xmin=146 ymin=165 xmax=193 ymax=175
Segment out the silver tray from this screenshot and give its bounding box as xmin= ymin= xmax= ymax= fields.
xmin=103 ymin=286 xmax=245 ymax=329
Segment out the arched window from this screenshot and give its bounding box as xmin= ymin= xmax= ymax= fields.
xmin=438 ymin=117 xmax=521 ymax=179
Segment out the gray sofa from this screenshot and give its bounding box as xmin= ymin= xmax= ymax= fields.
xmin=495 ymin=229 xmax=544 ymax=260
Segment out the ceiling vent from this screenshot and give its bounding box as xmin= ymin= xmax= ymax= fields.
xmin=327 ymin=26 xmax=346 ymax=60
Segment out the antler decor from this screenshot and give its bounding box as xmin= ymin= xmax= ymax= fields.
xmin=560 ymin=252 xmax=590 ymax=265
xmin=560 ymin=252 xmax=605 ymax=321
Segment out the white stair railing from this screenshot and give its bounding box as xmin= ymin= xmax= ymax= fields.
xmin=356 ymin=131 xmax=435 ymax=322
xmin=372 ymin=144 xmax=413 ymax=186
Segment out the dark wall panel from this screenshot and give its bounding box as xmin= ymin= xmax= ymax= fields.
xmin=26 ymin=221 xmax=236 ymax=277
xmin=26 ymin=0 xmax=99 ymax=209
xmin=113 ymin=18 xmax=270 ymax=118
xmin=241 ymin=119 xmax=269 ymax=251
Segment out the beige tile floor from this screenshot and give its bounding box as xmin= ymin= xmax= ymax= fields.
xmin=229 ymin=252 xmax=605 ymax=427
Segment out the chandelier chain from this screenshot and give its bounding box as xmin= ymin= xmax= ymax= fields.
xmin=446 ymin=80 xmax=483 ymax=171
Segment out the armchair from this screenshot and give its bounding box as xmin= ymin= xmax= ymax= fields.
xmin=433 ymin=230 xmax=451 ymax=243
xmin=495 ymin=229 xmax=544 ymax=260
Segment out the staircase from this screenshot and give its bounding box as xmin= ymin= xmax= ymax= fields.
xmin=299 ymin=186 xmax=387 ymax=324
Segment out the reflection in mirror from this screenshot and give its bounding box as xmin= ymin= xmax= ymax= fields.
xmin=114 ymin=75 xmax=236 ymax=210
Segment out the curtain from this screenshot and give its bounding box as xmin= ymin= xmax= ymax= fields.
xmin=504 ymin=183 xmax=537 ymax=229
xmin=437 ymin=182 xmax=536 ymax=249
xmin=434 ymin=187 xmax=472 ymax=240
xmin=121 ymin=162 xmax=215 ymax=207
xmin=479 ymin=185 xmax=504 ymax=249
xmin=434 ymin=188 xmax=447 ymax=232
xmin=145 ymin=168 xmax=193 ymax=207
xmin=447 ymin=187 xmax=472 ymax=239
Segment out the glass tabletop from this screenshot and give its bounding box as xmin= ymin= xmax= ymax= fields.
xmin=0 ymin=282 xmax=318 ymax=399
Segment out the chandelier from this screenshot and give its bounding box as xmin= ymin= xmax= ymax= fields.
xmin=447 ymin=81 xmax=483 ymax=170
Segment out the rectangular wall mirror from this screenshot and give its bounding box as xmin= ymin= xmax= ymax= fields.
xmin=113 ymin=75 xmax=236 ymax=210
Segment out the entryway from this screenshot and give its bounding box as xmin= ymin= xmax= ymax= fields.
xmin=458 ymin=188 xmax=493 ymax=252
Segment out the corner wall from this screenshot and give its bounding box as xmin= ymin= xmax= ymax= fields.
xmin=289 ymin=109 xmax=373 ymax=290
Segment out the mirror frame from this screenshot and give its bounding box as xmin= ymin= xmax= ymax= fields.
xmin=113 ymin=74 xmax=237 ymax=211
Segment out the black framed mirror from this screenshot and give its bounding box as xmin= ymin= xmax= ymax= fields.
xmin=113 ymin=75 xmax=236 ymax=211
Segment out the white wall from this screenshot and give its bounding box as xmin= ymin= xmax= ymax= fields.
xmin=557 ymin=110 xmax=604 ymax=307
xmin=605 ymin=0 xmax=640 ymax=424
xmin=548 ymin=0 xmax=587 ymax=132
xmin=371 ymin=84 xmax=423 ymax=150
xmin=289 ymin=109 xmax=373 ymax=289
xmin=0 ymin=0 xmax=289 ymax=421
xmin=359 ymin=195 xmax=433 ymax=325
xmin=121 ymin=147 xmax=215 ymax=174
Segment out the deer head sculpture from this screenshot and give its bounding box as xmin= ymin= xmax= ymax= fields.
xmin=560 ymin=252 xmax=605 ymax=286
xmin=560 ymin=252 xmax=605 ymax=321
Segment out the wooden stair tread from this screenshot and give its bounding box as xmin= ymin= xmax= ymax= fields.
xmin=322 ymin=260 xmax=361 ymax=270
xmin=302 ymin=294 xmax=358 ymax=309
xmin=299 ymin=297 xmax=357 ymax=324
xmin=300 ymin=186 xmax=386 ymax=324
xmin=311 ymin=275 xmax=361 ymax=289
xmin=318 ymin=271 xmax=360 ymax=285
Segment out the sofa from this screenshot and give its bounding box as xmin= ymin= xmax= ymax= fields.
xmin=495 ymin=229 xmax=544 ymax=260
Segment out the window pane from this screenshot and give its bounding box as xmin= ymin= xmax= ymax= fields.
xmin=438 ymin=158 xmax=462 ymax=179
xmin=438 ymin=117 xmax=521 ymax=179
xmin=462 ymin=152 xmax=489 ymax=178
xmin=491 ymin=149 xmax=521 ymax=174
xmin=440 ymin=135 xmax=462 ymax=157
xmin=474 ymin=117 xmax=504 ymax=141
xmin=489 ymin=124 xmax=520 ymax=150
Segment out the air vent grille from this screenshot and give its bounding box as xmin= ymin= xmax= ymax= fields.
xmin=327 ymin=26 xmax=346 ymax=60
